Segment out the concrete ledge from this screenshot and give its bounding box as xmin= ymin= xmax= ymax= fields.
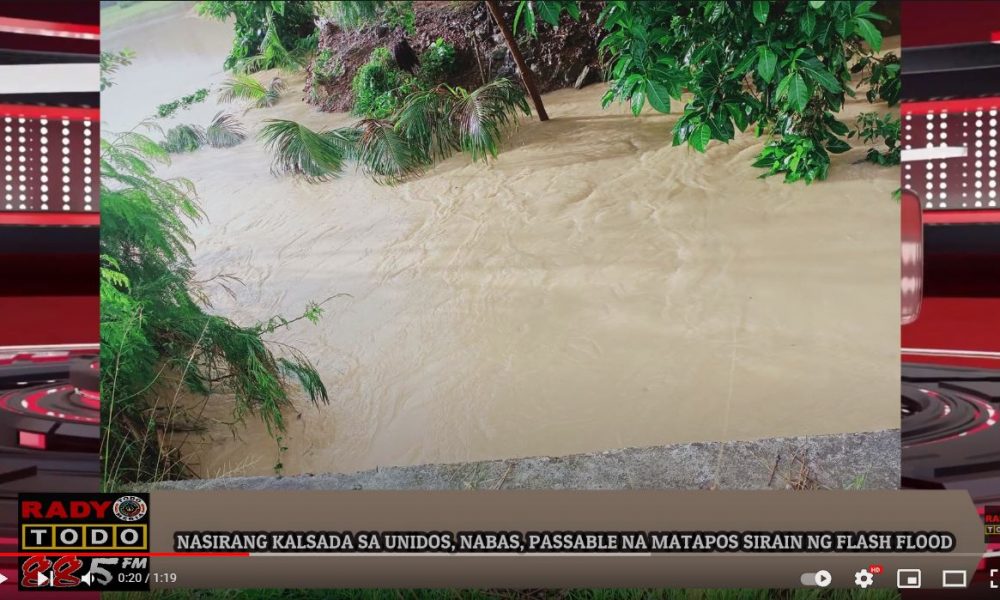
xmin=156 ymin=429 xmax=900 ymax=491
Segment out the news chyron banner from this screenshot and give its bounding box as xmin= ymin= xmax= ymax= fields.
xmin=18 ymin=493 xmax=150 ymax=592
xmin=10 ymin=491 xmax=996 ymax=589
xmin=154 ymin=491 xmax=986 ymax=589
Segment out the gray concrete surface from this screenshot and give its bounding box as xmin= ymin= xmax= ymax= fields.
xmin=156 ymin=429 xmax=900 ymax=491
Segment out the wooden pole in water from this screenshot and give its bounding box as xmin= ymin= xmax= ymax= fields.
xmin=484 ymin=0 xmax=549 ymax=122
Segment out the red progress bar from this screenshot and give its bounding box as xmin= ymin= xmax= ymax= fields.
xmin=0 ymin=18 xmax=99 ymax=41
xmin=0 ymin=214 xmax=99 ymax=226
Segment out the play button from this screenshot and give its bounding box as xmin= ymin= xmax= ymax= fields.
xmin=0 ymin=573 xmax=7 ymax=584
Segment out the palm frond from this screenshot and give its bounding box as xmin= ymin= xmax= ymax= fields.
xmin=218 ymin=74 xmax=284 ymax=109
xmin=204 ymin=112 xmax=247 ymax=149
xmin=232 ymin=54 xmax=270 ymax=75
xmin=258 ymin=119 xmax=353 ymax=181
xmin=450 ymin=77 xmax=531 ymax=161
xmin=267 ymin=76 xmax=286 ymax=101
xmin=354 ymin=118 xmax=422 ymax=185
xmin=394 ymin=87 xmax=460 ymax=164
xmin=258 ymin=13 xmax=304 ymax=71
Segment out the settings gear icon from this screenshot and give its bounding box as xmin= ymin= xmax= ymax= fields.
xmin=854 ymin=569 xmax=875 ymax=588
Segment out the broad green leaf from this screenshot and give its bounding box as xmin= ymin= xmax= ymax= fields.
xmin=752 ymin=0 xmax=769 ymax=23
xmin=800 ymin=58 xmax=841 ymax=92
xmin=623 ymin=73 xmax=644 ymax=96
xmin=808 ymin=0 xmax=825 ymax=7
xmin=671 ymin=124 xmax=685 ymax=147
xmin=713 ymin=112 xmax=735 ymax=141
xmin=601 ymin=88 xmax=616 ymax=109
xmin=801 ymin=10 xmax=815 ymax=35
xmin=646 ymin=80 xmax=671 ymax=113
xmin=537 ymin=1 xmax=562 ymax=26
xmin=834 ymin=16 xmax=848 ymax=38
xmin=734 ymin=50 xmax=758 ymax=76
xmin=855 ymin=1 xmax=877 ymax=15
xmin=514 ymin=1 xmax=529 ymax=34
xmin=707 ymin=1 xmax=724 ymax=22
xmin=854 ymin=17 xmax=882 ymax=51
xmin=648 ymin=65 xmax=682 ymax=98
xmin=827 ymin=117 xmax=849 ymax=136
xmin=690 ymin=123 xmax=711 ymax=152
xmin=775 ymin=72 xmax=793 ymax=101
xmin=516 ymin=2 xmax=536 ymax=36
xmin=724 ymin=103 xmax=747 ymax=130
xmin=630 ymin=89 xmax=646 ymax=116
xmin=566 ymin=1 xmax=581 ymax=20
xmin=631 ymin=38 xmax=647 ymax=64
xmin=826 ymin=137 xmax=851 ymax=154
xmin=757 ymin=47 xmax=777 ymax=83
xmin=611 ymin=55 xmax=632 ymax=79
xmin=787 ymin=72 xmax=810 ymax=112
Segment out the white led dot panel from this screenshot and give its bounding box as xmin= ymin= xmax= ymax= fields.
xmin=903 ymin=100 xmax=1000 ymax=211
xmin=0 ymin=106 xmax=96 ymax=215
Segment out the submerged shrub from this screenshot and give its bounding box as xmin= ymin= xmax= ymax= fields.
xmin=850 ymin=111 xmax=900 ymax=166
xmin=263 ymin=77 xmax=530 ymax=185
xmin=418 ymin=38 xmax=457 ymax=85
xmin=160 ymin=114 xmax=247 ymax=154
xmin=398 ymin=77 xmax=531 ymax=163
xmin=156 ymin=88 xmax=210 ymax=119
xmin=204 ymin=112 xmax=248 ymax=148
xmin=351 ymin=47 xmax=411 ymax=119
xmin=854 ymin=52 xmax=901 ymax=107
xmin=161 ymin=124 xmax=205 ymax=153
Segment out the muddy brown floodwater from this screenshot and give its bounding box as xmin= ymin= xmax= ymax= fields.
xmin=105 ymin=6 xmax=900 ymax=478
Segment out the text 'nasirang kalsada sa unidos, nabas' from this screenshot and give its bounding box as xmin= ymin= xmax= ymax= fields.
xmin=172 ymin=530 xmax=957 ymax=553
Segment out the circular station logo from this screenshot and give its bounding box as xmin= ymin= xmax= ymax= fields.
xmin=112 ymin=496 xmax=148 ymax=522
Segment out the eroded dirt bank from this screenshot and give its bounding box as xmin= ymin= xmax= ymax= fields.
xmin=105 ymin=9 xmax=900 ymax=480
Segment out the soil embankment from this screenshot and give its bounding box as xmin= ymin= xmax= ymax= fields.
xmin=306 ymin=1 xmax=604 ymax=112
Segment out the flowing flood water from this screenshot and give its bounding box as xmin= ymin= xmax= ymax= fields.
xmin=105 ymin=6 xmax=900 ymax=478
